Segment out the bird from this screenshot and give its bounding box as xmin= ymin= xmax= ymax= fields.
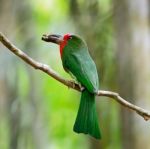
xmin=42 ymin=33 xmax=101 ymax=139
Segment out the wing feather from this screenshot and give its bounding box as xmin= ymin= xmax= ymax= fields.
xmin=63 ymin=51 xmax=99 ymax=93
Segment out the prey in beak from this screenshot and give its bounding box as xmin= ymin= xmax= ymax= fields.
xmin=42 ymin=34 xmax=63 ymax=44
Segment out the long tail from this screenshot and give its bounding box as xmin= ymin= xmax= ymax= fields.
xmin=73 ymin=89 xmax=101 ymax=139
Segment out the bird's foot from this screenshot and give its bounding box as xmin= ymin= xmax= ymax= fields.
xmin=78 ymin=83 xmax=85 ymax=91
xmin=68 ymin=80 xmax=85 ymax=91
xmin=69 ymin=80 xmax=77 ymax=89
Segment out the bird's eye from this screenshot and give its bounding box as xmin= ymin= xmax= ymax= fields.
xmin=69 ymin=36 xmax=72 ymax=40
xmin=63 ymin=34 xmax=72 ymax=41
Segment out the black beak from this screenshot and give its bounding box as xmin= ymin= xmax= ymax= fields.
xmin=42 ymin=34 xmax=63 ymax=44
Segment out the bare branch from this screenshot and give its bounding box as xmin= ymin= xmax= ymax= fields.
xmin=0 ymin=32 xmax=150 ymax=121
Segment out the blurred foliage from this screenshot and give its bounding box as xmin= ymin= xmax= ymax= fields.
xmin=1 ymin=0 xmax=150 ymax=149
xmin=0 ymin=0 xmax=114 ymax=148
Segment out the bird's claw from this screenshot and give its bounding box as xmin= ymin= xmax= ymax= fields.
xmin=69 ymin=80 xmax=76 ymax=89
xmin=78 ymin=83 xmax=85 ymax=91
xmin=68 ymin=80 xmax=85 ymax=91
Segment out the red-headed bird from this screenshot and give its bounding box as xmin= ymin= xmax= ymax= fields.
xmin=42 ymin=33 xmax=101 ymax=139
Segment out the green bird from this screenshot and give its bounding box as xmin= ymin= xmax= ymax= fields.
xmin=42 ymin=33 xmax=101 ymax=139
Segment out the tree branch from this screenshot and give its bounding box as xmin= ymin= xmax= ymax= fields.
xmin=1 ymin=32 xmax=150 ymax=121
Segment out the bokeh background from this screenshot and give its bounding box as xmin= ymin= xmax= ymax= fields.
xmin=0 ymin=0 xmax=150 ymax=149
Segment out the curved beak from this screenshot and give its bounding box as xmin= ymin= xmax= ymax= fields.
xmin=42 ymin=34 xmax=63 ymax=44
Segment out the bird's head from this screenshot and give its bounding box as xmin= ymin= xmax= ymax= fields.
xmin=42 ymin=33 xmax=86 ymax=57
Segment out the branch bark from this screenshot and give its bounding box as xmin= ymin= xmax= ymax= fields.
xmin=0 ymin=32 xmax=150 ymax=121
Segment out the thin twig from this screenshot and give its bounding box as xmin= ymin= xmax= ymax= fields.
xmin=0 ymin=32 xmax=150 ymax=121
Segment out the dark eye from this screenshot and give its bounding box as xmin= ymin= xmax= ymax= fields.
xmin=63 ymin=34 xmax=72 ymax=40
xmin=69 ymin=35 xmax=72 ymax=40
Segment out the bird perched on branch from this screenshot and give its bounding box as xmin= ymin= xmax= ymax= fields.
xmin=42 ymin=33 xmax=101 ymax=139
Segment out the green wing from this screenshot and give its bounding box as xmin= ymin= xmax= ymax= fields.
xmin=63 ymin=50 xmax=99 ymax=93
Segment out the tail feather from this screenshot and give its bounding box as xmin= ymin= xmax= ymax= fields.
xmin=73 ymin=90 xmax=101 ymax=139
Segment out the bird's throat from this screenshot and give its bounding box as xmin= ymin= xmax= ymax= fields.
xmin=60 ymin=40 xmax=67 ymax=57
